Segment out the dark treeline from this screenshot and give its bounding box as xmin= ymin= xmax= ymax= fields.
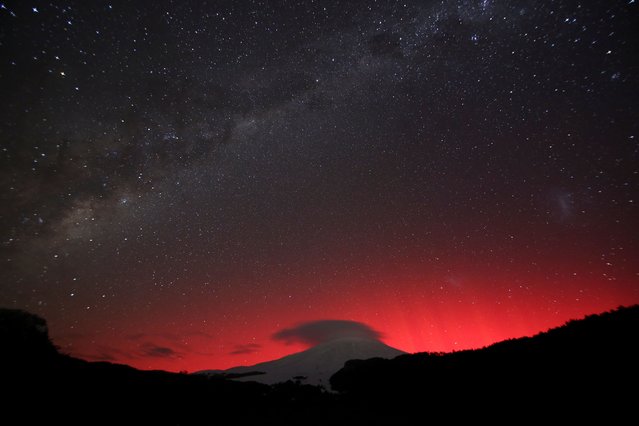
xmin=2 ymin=305 xmax=638 ymax=424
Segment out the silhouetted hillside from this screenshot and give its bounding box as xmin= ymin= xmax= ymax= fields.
xmin=0 ymin=308 xmax=332 ymax=425
xmin=0 ymin=308 xmax=59 ymax=367
xmin=2 ymin=306 xmax=637 ymax=424
xmin=330 ymin=305 xmax=639 ymax=421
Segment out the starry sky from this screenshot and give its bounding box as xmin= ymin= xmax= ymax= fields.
xmin=1 ymin=0 xmax=638 ymax=372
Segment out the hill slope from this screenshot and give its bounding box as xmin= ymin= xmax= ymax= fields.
xmin=330 ymin=305 xmax=639 ymax=419
xmin=2 ymin=305 xmax=638 ymax=424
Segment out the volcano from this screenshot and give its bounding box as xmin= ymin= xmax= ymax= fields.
xmin=197 ymin=338 xmax=405 ymax=386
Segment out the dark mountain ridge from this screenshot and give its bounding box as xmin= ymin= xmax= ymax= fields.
xmin=2 ymin=305 xmax=637 ymax=424
xmin=331 ymin=305 xmax=639 ymax=421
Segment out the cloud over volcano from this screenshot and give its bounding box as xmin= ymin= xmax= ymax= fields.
xmin=273 ymin=320 xmax=382 ymax=346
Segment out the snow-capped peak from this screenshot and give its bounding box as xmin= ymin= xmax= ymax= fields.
xmin=197 ymin=338 xmax=405 ymax=387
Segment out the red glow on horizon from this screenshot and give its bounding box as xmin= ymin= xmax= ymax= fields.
xmin=49 ymin=271 xmax=639 ymax=373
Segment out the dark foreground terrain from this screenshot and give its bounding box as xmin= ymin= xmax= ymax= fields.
xmin=2 ymin=305 xmax=638 ymax=424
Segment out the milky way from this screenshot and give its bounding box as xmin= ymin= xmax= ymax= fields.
xmin=1 ymin=0 xmax=638 ymax=371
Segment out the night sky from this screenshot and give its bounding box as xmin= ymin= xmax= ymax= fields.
xmin=1 ymin=0 xmax=638 ymax=372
